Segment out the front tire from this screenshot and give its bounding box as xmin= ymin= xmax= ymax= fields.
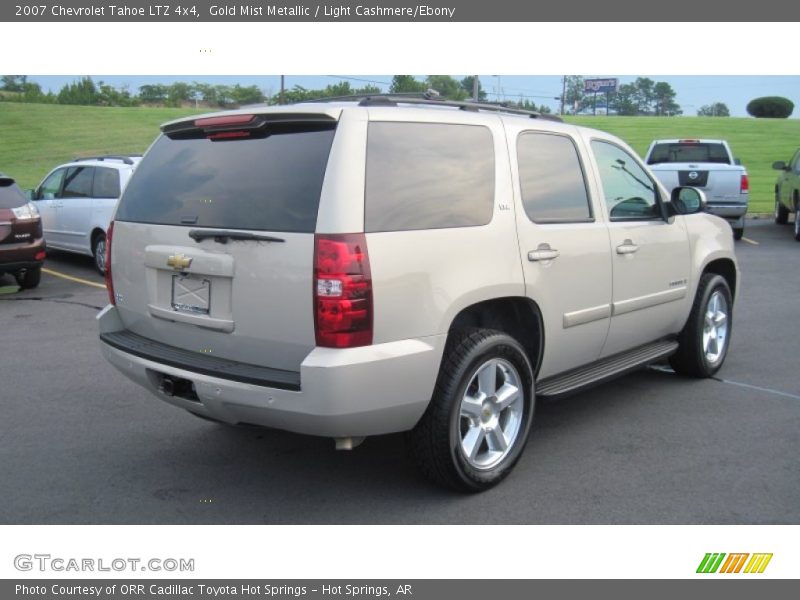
xmin=92 ymin=232 xmax=107 ymax=275
xmin=670 ymin=274 xmax=732 ymax=378
xmin=408 ymin=329 xmax=534 ymax=492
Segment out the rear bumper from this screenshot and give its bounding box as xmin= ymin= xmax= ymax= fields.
xmin=705 ymin=204 xmax=747 ymax=228
xmin=0 ymin=238 xmax=45 ymax=272
xmin=97 ymin=305 xmax=444 ymax=438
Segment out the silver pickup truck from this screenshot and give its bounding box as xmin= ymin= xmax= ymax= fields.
xmin=645 ymin=139 xmax=749 ymax=239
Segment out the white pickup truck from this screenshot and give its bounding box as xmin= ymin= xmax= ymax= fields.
xmin=644 ymin=139 xmax=749 ymax=239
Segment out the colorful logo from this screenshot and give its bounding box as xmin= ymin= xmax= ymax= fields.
xmin=697 ymin=553 xmax=773 ymax=574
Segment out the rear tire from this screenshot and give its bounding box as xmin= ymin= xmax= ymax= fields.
xmin=775 ymin=194 xmax=789 ymax=224
xmin=408 ymin=328 xmax=534 ymax=492
xmin=670 ymin=274 xmax=732 ymax=378
xmin=733 ymin=227 xmax=744 ymax=241
xmin=15 ymin=266 xmax=41 ymax=289
xmin=92 ymin=232 xmax=107 ymax=275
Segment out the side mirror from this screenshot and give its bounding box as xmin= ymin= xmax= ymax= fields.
xmin=772 ymin=161 xmax=787 ymax=171
xmin=25 ymin=188 xmax=35 ymax=200
xmin=670 ymin=186 xmax=707 ymax=215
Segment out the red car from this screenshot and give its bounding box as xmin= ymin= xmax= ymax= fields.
xmin=0 ymin=174 xmax=45 ymax=289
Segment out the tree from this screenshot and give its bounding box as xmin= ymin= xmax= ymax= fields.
xmin=564 ymin=76 xmax=586 ymax=114
xmin=425 ymin=75 xmax=467 ymax=100
xmin=230 ymin=84 xmax=264 ymax=105
xmin=57 ymin=77 xmax=98 ymax=105
xmin=653 ymin=82 xmax=681 ymax=116
xmin=166 ymin=82 xmax=194 ymax=107
xmin=1 ymin=75 xmax=26 ymax=92
xmin=390 ymin=76 xmax=426 ymax=94
xmin=697 ymin=102 xmax=730 ymax=117
xmin=460 ymin=76 xmax=487 ymax=101
xmin=138 ymin=84 xmax=168 ymax=104
xmin=747 ymin=96 xmax=794 ymax=118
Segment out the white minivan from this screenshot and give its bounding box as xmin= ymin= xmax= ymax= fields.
xmin=31 ymin=155 xmax=141 ymax=274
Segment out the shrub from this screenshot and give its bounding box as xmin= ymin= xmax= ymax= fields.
xmin=746 ymin=96 xmax=794 ymax=118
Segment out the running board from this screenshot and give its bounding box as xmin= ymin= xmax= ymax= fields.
xmin=536 ymin=340 xmax=679 ymax=399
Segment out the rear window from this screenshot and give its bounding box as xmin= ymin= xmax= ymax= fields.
xmin=93 ymin=167 xmax=121 ymax=198
xmin=647 ymin=143 xmax=730 ymax=165
xmin=116 ymin=123 xmax=336 ymax=233
xmin=365 ymin=122 xmax=495 ymax=232
xmin=0 ymin=178 xmax=27 ymax=209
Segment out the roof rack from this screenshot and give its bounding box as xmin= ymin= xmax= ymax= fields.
xmin=71 ymin=155 xmax=141 ymax=165
xmin=299 ymin=92 xmax=563 ymax=122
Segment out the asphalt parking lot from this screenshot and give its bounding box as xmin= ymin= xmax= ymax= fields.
xmin=1 ymin=218 xmax=798 ymax=524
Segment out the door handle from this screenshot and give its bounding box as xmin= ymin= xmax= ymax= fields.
xmin=528 ymin=244 xmax=560 ymax=262
xmin=616 ymin=239 xmax=639 ymax=255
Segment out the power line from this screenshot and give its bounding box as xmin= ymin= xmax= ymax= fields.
xmin=328 ymin=75 xmax=391 ymax=87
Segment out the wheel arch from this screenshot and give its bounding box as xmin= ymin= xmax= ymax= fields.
xmin=90 ymin=227 xmax=106 ymax=250
xmin=702 ymin=258 xmax=737 ymax=301
xmin=446 ymin=296 xmax=544 ymax=378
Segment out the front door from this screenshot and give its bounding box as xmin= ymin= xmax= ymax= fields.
xmin=588 ymin=139 xmax=692 ymax=357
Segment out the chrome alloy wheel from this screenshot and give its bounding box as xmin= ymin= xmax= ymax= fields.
xmin=95 ymin=238 xmax=106 ymax=273
xmin=703 ymin=290 xmax=729 ymax=365
xmin=458 ymin=358 xmax=524 ymax=470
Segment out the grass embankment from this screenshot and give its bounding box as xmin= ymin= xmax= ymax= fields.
xmin=1 ymin=103 xmax=797 ymax=212
xmin=0 ymin=103 xmax=204 ymax=189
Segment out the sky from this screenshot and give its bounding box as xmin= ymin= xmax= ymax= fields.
xmin=24 ymin=74 xmax=800 ymax=117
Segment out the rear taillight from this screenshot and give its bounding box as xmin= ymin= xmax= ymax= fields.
xmin=105 ymin=221 xmax=115 ymax=306
xmin=740 ymin=174 xmax=749 ymax=193
xmin=313 ymin=233 xmax=373 ymax=348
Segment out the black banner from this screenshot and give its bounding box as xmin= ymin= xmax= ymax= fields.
xmin=1 ymin=0 xmax=793 ymax=22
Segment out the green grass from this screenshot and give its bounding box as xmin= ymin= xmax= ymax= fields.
xmin=1 ymin=103 xmax=798 ymax=212
xmin=0 ymin=103 xmax=204 ymax=189
xmin=565 ymin=115 xmax=800 ymax=213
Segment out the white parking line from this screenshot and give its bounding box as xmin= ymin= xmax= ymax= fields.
xmin=716 ymin=378 xmax=800 ymax=401
xmin=741 ymin=237 xmax=759 ymax=245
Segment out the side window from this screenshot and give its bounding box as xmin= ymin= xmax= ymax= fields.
xmin=365 ymin=122 xmax=495 ymax=232
xmin=517 ymin=132 xmax=592 ymax=222
xmin=93 ymin=167 xmax=121 ymax=198
xmin=39 ymin=168 xmax=65 ymax=199
xmin=591 ymin=140 xmax=660 ymax=221
xmin=62 ymin=167 xmax=95 ymax=199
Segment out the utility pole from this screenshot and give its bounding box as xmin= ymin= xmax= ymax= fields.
xmin=279 ymin=75 xmax=285 ymax=105
xmin=472 ymin=75 xmax=479 ymax=102
xmin=560 ymin=75 xmax=566 ymax=116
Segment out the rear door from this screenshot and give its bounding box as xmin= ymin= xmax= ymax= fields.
xmin=511 ymin=127 xmax=612 ymax=378
xmin=111 ymin=113 xmax=339 ymax=373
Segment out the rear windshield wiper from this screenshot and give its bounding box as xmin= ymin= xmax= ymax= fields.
xmin=188 ymin=229 xmax=285 ymax=244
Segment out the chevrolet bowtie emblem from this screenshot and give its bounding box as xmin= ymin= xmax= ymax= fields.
xmin=167 ymin=254 xmax=193 ymax=271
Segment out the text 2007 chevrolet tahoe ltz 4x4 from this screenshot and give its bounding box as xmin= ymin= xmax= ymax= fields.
xmin=98 ymin=97 xmax=739 ymax=491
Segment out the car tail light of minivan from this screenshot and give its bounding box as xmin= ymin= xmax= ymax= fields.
xmin=314 ymin=233 xmax=373 ymax=348
xmin=105 ymin=221 xmax=115 ymax=306
xmin=740 ymin=174 xmax=749 ymax=193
